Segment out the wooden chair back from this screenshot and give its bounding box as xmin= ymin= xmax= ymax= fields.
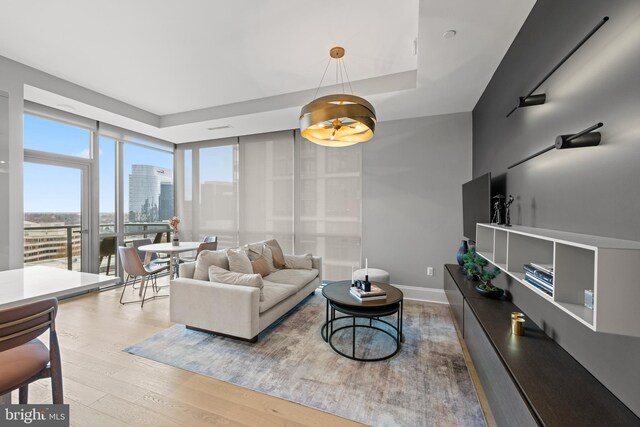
xmin=0 ymin=298 xmax=57 ymax=353
xmin=196 ymin=242 xmax=218 ymax=258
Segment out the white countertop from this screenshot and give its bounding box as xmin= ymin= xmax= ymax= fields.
xmin=0 ymin=266 xmax=119 ymax=309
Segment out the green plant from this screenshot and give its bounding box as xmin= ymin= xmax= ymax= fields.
xmin=462 ymin=248 xmax=502 ymax=291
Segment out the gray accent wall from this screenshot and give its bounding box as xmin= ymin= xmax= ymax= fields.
xmin=362 ymin=112 xmax=472 ymax=291
xmin=473 ymin=0 xmax=640 ymax=416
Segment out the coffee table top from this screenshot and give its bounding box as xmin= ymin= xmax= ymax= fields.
xmin=322 ymin=280 xmax=403 ymax=308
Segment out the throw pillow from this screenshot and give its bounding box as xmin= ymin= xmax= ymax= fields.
xmin=264 ymin=239 xmax=286 ymax=269
xmin=251 ymin=255 xmax=270 ymax=277
xmin=208 ymin=265 xmax=264 ymax=301
xmin=284 ymin=254 xmax=313 ymax=270
xmin=227 ymin=248 xmax=254 ymax=274
xmin=246 ymin=243 xmax=277 ymax=273
xmin=194 ymin=249 xmax=229 ymax=281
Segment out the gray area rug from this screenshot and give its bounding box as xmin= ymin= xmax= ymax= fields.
xmin=125 ymin=292 xmax=485 ymax=427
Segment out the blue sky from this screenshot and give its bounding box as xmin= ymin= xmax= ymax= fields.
xmin=24 ymin=115 xmax=173 ymax=213
xmin=23 ymin=114 xmax=234 ymax=214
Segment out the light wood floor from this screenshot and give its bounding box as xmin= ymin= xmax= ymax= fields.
xmin=12 ymin=277 xmax=362 ymax=427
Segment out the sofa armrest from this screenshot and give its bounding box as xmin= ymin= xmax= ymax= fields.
xmin=170 ymin=278 xmax=260 ymax=340
xmin=179 ymin=261 xmax=196 ymax=279
xmin=312 ymin=256 xmax=322 ymax=284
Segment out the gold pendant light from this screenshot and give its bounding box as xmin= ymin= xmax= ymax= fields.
xmin=300 ymin=47 xmax=376 ymax=147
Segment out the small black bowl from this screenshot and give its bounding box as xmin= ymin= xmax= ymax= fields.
xmin=475 ymin=284 xmax=504 ymax=299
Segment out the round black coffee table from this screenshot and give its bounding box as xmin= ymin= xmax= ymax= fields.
xmin=321 ymin=281 xmax=404 ymax=361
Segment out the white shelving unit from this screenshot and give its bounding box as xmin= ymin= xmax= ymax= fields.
xmin=475 ymin=223 xmax=640 ymax=337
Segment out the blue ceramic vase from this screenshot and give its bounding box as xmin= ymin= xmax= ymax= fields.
xmin=456 ymin=240 xmax=468 ymax=266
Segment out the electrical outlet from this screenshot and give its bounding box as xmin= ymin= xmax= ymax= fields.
xmin=427 ymin=267 xmax=434 ymax=276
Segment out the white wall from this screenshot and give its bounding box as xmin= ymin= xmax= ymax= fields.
xmin=362 ymin=112 xmax=472 ymax=296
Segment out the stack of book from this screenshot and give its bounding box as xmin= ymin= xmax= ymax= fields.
xmin=350 ymin=284 xmax=387 ymax=301
xmin=523 ymin=263 xmax=554 ymax=296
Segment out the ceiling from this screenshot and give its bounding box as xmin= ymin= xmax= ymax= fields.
xmin=2 ymin=0 xmax=536 ymax=143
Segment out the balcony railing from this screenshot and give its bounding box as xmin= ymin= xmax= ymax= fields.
xmin=24 ymin=223 xmax=172 ymax=273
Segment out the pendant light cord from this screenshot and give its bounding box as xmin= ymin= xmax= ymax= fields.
xmin=341 ymin=59 xmax=354 ymax=94
xmin=313 ymin=58 xmax=333 ymax=100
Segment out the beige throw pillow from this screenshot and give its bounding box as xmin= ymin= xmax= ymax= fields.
xmin=284 ymin=254 xmax=313 ymax=270
xmin=208 ymin=265 xmax=264 ymax=301
xmin=251 ymin=256 xmax=270 ymax=277
xmin=264 ymin=239 xmax=286 ymax=269
xmin=194 ymin=249 xmax=229 ymax=281
xmin=227 ymin=248 xmax=254 ymax=274
xmin=247 ymin=243 xmax=277 ymax=273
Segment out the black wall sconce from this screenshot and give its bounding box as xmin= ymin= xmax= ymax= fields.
xmin=506 ymin=17 xmax=609 ymax=118
xmin=508 ymin=122 xmax=603 ymax=169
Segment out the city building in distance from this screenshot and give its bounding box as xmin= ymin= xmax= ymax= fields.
xmin=128 ymin=165 xmax=173 ymax=222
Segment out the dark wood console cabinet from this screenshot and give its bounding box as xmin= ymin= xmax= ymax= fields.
xmin=444 ymin=264 xmax=639 ymax=427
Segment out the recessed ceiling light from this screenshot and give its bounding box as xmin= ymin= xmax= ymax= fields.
xmin=207 ymin=125 xmax=232 ymax=131
xmin=443 ymin=30 xmax=457 ymax=39
xmin=57 ymin=104 xmax=76 ymax=112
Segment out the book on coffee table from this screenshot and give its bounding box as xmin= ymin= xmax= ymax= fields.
xmin=350 ymin=284 xmax=387 ymax=301
xmin=350 ymin=290 xmax=387 ymax=301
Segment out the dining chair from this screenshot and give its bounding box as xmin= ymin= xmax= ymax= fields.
xmin=132 ymin=238 xmax=169 ymax=265
xmin=181 ymin=241 xmax=219 ymax=262
xmin=118 ymin=246 xmax=169 ymax=307
xmin=203 ymin=235 xmax=218 ymax=243
xmin=0 ymin=298 xmax=63 ymax=404
xmin=99 ymin=236 xmax=116 ymax=275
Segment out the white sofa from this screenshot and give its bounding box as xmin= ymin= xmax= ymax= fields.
xmin=170 ymin=255 xmax=322 ymax=342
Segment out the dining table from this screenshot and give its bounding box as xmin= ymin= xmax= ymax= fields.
xmin=0 ymin=266 xmax=118 ymax=404
xmin=136 ymin=241 xmax=201 ymax=296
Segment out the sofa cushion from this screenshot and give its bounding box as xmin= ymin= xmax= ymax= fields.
xmin=246 ymin=243 xmax=277 ymax=273
xmin=264 ymin=239 xmax=286 ymax=269
xmin=208 ymin=265 xmax=264 ymax=301
xmin=227 ymin=248 xmax=253 ymax=274
xmin=264 ymin=268 xmax=319 ymax=291
xmin=259 ymin=282 xmax=297 ymax=313
xmin=284 ymin=254 xmax=313 ymax=270
xmin=194 ymin=249 xmax=229 ymax=280
xmin=251 ymin=255 xmax=270 ymax=277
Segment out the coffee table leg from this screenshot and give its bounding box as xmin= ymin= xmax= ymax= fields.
xmin=352 ymin=316 xmax=356 ymax=358
xmin=324 ymin=299 xmax=329 ymax=342
xmin=400 ymin=300 xmax=404 ymax=343
xmin=331 ymin=307 xmax=335 ymax=335
xmin=397 ymin=307 xmax=401 ymax=344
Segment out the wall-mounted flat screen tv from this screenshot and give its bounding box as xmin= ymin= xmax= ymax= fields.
xmin=462 ymin=172 xmax=491 ymax=242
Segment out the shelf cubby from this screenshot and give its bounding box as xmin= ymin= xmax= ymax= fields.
xmin=506 ymin=232 xmax=554 ymax=276
xmin=493 ymin=229 xmax=508 ymax=271
xmin=473 ymin=223 xmax=640 ymax=337
xmin=475 ymin=225 xmax=495 ymax=261
xmin=554 ymin=244 xmax=595 ymax=305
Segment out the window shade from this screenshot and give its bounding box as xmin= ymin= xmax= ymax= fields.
xmin=239 ymin=131 xmax=294 ymax=253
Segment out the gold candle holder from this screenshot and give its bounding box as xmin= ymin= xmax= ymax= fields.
xmin=512 ymin=316 xmax=525 ymax=336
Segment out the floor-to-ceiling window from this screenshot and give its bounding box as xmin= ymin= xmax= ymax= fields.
xmin=24 ymin=103 xmax=175 ymax=276
xmin=198 ymin=142 xmax=238 ymax=248
xmin=98 ymin=136 xmax=117 ymax=275
xmin=23 ymin=112 xmax=94 ymax=272
xmin=239 ymin=132 xmax=294 ymax=253
xmin=176 ymin=130 xmax=361 ymax=280
xmin=123 ymin=140 xmax=174 ymax=242
xmin=294 ymin=131 xmax=362 ymax=280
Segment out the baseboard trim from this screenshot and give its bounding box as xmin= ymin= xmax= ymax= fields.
xmin=393 ymin=284 xmax=448 ymax=304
